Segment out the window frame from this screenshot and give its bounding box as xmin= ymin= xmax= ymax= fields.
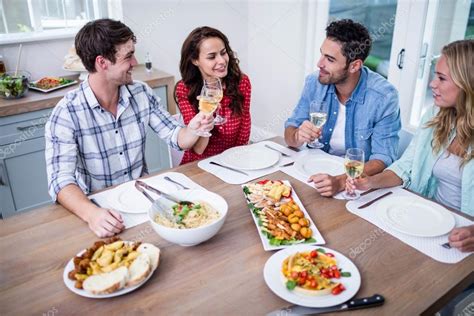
xmin=0 ymin=0 xmax=122 ymax=45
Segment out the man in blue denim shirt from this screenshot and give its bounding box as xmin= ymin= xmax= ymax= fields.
xmin=285 ymin=19 xmax=401 ymax=197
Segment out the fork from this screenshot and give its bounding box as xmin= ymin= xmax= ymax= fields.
xmin=441 ymin=242 xmax=452 ymax=249
xmin=264 ymin=144 xmax=291 ymax=157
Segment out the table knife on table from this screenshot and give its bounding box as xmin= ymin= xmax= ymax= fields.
xmin=267 ymin=294 xmax=385 ymax=315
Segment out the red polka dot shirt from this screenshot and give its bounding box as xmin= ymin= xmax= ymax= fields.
xmin=176 ymin=74 xmax=252 ymax=164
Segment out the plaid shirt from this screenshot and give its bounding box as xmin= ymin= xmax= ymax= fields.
xmin=45 ymin=78 xmax=183 ymax=201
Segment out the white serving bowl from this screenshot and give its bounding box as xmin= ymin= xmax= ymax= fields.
xmin=148 ymin=189 xmax=228 ymax=246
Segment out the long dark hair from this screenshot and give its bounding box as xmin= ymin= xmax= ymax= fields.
xmin=178 ymin=26 xmax=244 ymax=115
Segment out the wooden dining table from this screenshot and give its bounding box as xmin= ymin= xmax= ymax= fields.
xmin=1 ymin=137 xmax=473 ymax=315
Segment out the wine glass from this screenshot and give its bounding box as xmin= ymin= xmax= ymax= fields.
xmin=205 ymin=78 xmax=226 ymax=125
xmin=193 ymin=78 xmax=222 ymax=137
xmin=307 ymin=101 xmax=327 ymax=149
xmin=342 ymin=148 xmax=365 ymax=200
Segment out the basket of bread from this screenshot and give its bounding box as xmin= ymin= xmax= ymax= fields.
xmin=64 ymin=237 xmax=160 ymax=297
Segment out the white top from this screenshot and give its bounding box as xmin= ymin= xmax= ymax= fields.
xmin=329 ymin=100 xmax=346 ymax=156
xmin=432 ymin=150 xmax=463 ymax=211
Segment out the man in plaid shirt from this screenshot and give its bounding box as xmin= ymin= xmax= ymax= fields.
xmin=45 ymin=19 xmax=213 ymax=237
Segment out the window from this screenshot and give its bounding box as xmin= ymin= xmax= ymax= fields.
xmin=329 ymin=0 xmax=398 ymax=78
xmin=0 ymin=0 xmax=121 ymax=44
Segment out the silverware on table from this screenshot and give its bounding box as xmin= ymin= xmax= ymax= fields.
xmin=164 ymin=176 xmax=189 ymax=190
xmin=264 ymin=144 xmax=291 ymax=157
xmin=267 ymin=294 xmax=385 ymax=315
xmin=279 ymin=161 xmax=295 ymax=168
xmin=209 ymin=161 xmax=249 ymax=176
xmin=134 ymin=181 xmax=155 ymax=203
xmin=357 ymin=191 xmax=393 ymax=209
xmin=441 ymin=242 xmax=452 ymax=249
xmin=135 ymin=180 xmax=192 ymax=205
xmin=360 ymin=188 xmax=378 ymax=196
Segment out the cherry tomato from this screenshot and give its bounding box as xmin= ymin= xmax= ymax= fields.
xmin=331 ymin=284 xmax=345 ymax=295
xmin=310 ymin=250 xmax=318 ymax=258
xmin=298 ymin=277 xmax=306 ymax=286
xmin=310 ymin=280 xmax=318 ymax=288
xmin=330 ymin=265 xmax=338 ymax=271
xmin=333 ymin=270 xmax=341 ymax=278
xmin=326 ymin=253 xmax=335 ymax=258
xmin=291 ymin=271 xmax=299 ymax=279
xmin=300 ymin=271 xmax=308 ymax=278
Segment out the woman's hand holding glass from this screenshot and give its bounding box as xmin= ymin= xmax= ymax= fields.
xmin=342 ymin=148 xmax=365 ymax=200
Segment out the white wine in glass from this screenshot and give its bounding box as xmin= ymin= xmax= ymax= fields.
xmin=342 ymin=148 xmax=365 ymax=200
xmin=308 ymin=112 xmax=327 ymax=149
xmin=193 ymin=78 xmax=223 ymax=137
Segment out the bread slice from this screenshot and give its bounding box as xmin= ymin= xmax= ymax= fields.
xmin=137 ymin=243 xmax=161 ymax=271
xmin=126 ymin=253 xmax=151 ymax=287
xmin=83 ymin=266 xmax=128 ymax=295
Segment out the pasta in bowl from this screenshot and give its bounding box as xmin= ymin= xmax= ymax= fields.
xmin=148 ymin=189 xmax=228 ymax=246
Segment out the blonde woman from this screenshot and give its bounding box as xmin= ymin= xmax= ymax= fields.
xmin=348 ymin=39 xmax=473 ymax=252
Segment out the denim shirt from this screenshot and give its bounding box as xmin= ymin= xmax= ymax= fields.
xmin=285 ymin=67 xmax=401 ymax=167
xmin=388 ymin=107 xmax=474 ymax=216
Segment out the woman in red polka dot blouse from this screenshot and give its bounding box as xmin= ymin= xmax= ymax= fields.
xmin=176 ymin=26 xmax=251 ymax=165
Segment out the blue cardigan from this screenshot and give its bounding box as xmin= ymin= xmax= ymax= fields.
xmin=388 ymin=107 xmax=474 ymax=215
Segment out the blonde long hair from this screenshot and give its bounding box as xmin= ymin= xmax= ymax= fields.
xmin=425 ymin=39 xmax=473 ymax=163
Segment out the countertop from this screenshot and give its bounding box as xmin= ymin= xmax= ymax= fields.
xmin=0 ymin=65 xmax=177 ymax=117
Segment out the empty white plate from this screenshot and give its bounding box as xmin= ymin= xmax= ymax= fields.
xmin=295 ymin=155 xmax=344 ymax=177
xmin=377 ymin=196 xmax=455 ymax=237
xmin=217 ymin=145 xmax=279 ymax=170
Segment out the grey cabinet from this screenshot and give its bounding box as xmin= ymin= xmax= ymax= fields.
xmin=146 ymin=86 xmax=172 ymax=174
xmin=0 ymin=86 xmax=172 ymax=218
xmin=0 ymin=108 xmax=52 ymax=218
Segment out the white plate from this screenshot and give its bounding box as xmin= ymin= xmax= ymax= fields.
xmin=218 ymin=145 xmax=280 ymax=170
xmin=105 ymin=181 xmax=152 ymax=214
xmin=29 ymin=79 xmax=78 ymax=93
xmin=242 ymin=180 xmax=325 ymax=251
xmin=263 ymin=245 xmax=361 ymax=307
xmin=63 ymin=243 xmax=155 ymax=298
xmin=377 ymin=196 xmax=455 ymax=237
xmin=295 ymin=155 xmax=344 ymax=177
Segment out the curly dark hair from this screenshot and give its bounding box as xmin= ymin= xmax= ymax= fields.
xmin=177 ymin=26 xmax=244 ymax=115
xmin=326 ymin=19 xmax=372 ymax=65
xmin=75 ymin=18 xmax=136 ymax=73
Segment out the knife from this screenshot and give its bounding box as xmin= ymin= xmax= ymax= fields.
xmin=267 ymin=294 xmax=385 ymax=315
xmin=358 ymin=191 xmax=393 ymax=209
xmin=209 ymin=161 xmax=249 ymax=176
xmin=265 ymin=144 xmax=291 ymax=157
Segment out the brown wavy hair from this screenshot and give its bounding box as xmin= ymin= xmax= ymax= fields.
xmin=177 ymin=26 xmax=244 ymax=115
xmin=425 ymin=39 xmax=473 ymax=164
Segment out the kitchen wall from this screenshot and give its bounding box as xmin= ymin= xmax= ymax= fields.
xmin=1 ymin=39 xmax=74 ymax=80
xmin=1 ymin=0 xmax=317 ymax=140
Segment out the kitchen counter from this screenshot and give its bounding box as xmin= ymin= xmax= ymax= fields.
xmin=0 ymin=65 xmax=177 ymax=117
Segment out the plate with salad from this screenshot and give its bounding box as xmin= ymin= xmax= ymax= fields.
xmin=29 ymin=76 xmax=78 ymax=93
xmin=264 ymin=245 xmax=361 ymax=307
xmin=242 ymin=179 xmax=325 ymax=251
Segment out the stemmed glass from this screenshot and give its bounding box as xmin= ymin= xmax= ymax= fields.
xmin=193 ymin=78 xmax=223 ymax=137
xmin=307 ymin=101 xmax=327 ymax=149
xmin=342 ymin=148 xmax=365 ymax=200
xmin=204 ymin=78 xmax=226 ymax=125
